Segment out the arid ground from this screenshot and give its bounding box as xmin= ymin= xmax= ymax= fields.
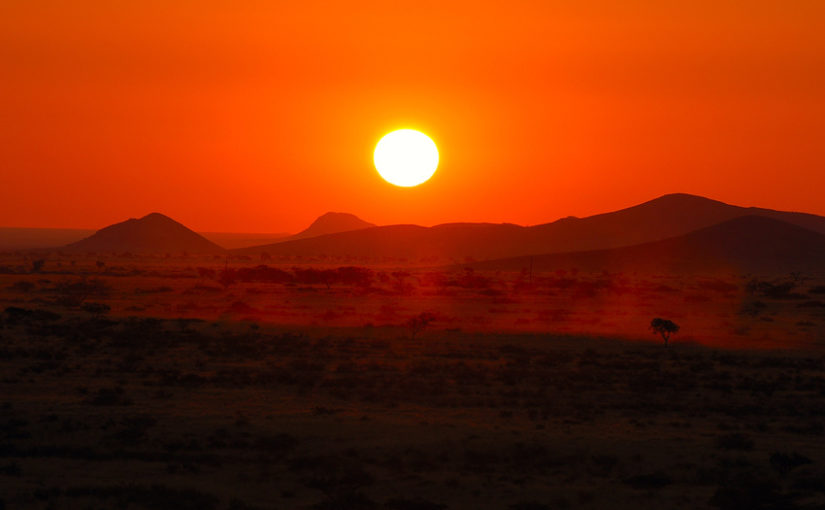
xmin=1 ymin=253 xmax=824 ymax=509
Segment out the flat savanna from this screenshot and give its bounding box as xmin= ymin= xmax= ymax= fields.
xmin=1 ymin=254 xmax=824 ymax=509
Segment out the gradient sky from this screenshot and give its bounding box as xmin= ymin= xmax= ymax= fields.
xmin=2 ymin=1 xmax=824 ymax=233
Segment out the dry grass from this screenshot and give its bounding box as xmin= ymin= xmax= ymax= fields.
xmin=0 ymin=253 xmax=824 ymax=508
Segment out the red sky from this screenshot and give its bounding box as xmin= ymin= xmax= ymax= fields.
xmin=2 ymin=1 xmax=824 ymax=233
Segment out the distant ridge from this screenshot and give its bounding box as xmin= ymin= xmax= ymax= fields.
xmin=0 ymin=228 xmax=94 ymax=251
xmin=236 ymin=193 xmax=825 ymax=263
xmin=285 ymin=212 xmax=375 ymax=241
xmin=65 ymin=213 xmax=224 ymax=254
xmin=464 ymin=215 xmax=825 ymax=275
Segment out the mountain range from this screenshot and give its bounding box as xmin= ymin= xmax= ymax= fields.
xmin=55 ymin=211 xmax=375 ymax=254
xmin=5 ymin=193 xmax=825 ymax=275
xmin=233 ymin=193 xmax=825 ymax=265
xmin=466 ymin=215 xmax=825 ymax=275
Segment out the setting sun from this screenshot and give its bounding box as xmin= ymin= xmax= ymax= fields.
xmin=373 ymin=129 xmax=439 ymax=187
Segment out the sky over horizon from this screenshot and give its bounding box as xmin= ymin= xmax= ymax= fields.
xmin=2 ymin=1 xmax=824 ymax=232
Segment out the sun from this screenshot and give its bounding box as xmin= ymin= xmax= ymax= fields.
xmin=373 ymin=129 xmax=439 ymax=187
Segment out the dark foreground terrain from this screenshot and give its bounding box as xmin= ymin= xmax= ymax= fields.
xmin=1 ymin=307 xmax=824 ymax=509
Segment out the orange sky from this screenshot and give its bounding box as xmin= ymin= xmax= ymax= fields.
xmin=2 ymin=1 xmax=824 ymax=233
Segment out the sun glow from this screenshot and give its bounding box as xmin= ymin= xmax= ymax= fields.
xmin=373 ymin=129 xmax=439 ymax=187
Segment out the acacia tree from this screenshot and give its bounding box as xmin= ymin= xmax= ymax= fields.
xmin=650 ymin=318 xmax=679 ymax=347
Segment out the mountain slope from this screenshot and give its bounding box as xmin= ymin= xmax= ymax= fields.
xmin=526 ymin=193 xmax=825 ymax=252
xmin=236 ymin=194 xmax=825 ymax=263
xmin=286 ymin=212 xmax=375 ymax=241
xmin=66 ymin=213 xmax=224 ymax=254
xmin=467 ymin=215 xmax=825 ymax=275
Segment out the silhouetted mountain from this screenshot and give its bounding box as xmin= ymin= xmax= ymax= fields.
xmin=0 ymin=227 xmax=288 ymax=251
xmin=286 ymin=212 xmax=375 ymax=241
xmin=466 ymin=216 xmax=825 ymax=275
xmin=236 ymin=194 xmax=825 ymax=263
xmin=66 ymin=213 xmax=224 ymax=254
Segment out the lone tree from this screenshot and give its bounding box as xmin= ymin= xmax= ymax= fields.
xmin=650 ymin=318 xmax=679 ymax=347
